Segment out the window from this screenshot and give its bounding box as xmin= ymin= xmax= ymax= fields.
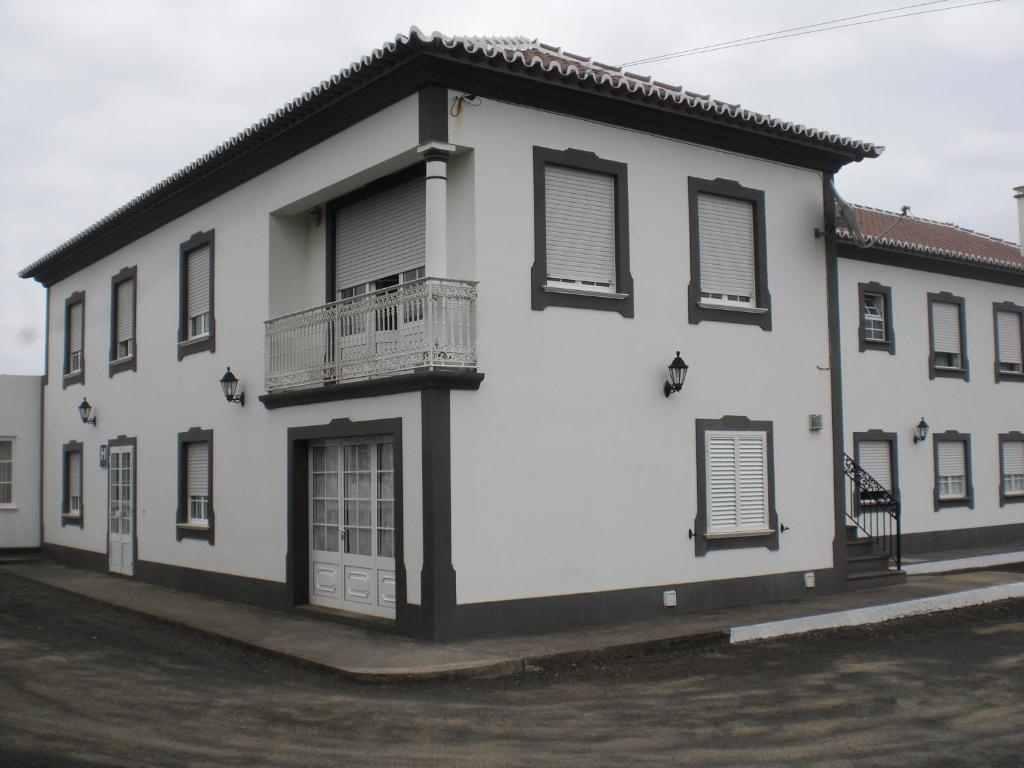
xmin=177 ymin=428 xmax=213 ymax=541
xmin=63 ymin=291 xmax=86 ymax=388
xmin=694 ymin=416 xmax=779 ymax=555
xmin=531 ymin=147 xmax=633 ymax=317
xmin=853 ymin=431 xmax=899 ymax=511
xmin=0 ymin=439 xmax=12 ymax=506
xmin=109 ymin=266 xmax=137 ymax=376
xmin=928 ymin=292 xmax=968 ymax=381
xmin=857 ymin=282 xmax=895 ymax=354
xmin=62 ymin=442 xmax=84 ymax=526
xmin=993 ymin=302 xmax=1024 ymax=382
xmin=998 ymin=433 xmax=1024 ymax=506
xmin=687 ymin=177 xmax=771 ymax=330
xmin=933 ymin=431 xmax=973 ymax=510
xmin=178 ymin=230 xmax=215 ymax=359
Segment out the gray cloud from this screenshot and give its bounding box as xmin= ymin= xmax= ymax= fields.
xmin=2 ymin=0 xmax=1021 ymax=374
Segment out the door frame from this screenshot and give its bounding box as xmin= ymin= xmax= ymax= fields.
xmin=106 ymin=435 xmax=138 ymax=576
xmin=288 ymin=418 xmax=404 ymax=622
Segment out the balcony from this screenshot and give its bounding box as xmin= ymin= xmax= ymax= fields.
xmin=264 ymin=278 xmax=478 ymax=395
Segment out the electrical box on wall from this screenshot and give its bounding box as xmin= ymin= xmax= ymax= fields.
xmin=809 ymin=414 xmax=823 ymax=431
xmin=663 ymin=590 xmax=677 ymax=608
xmin=99 ymin=444 xmax=108 ymax=468
xmin=804 ymin=571 xmax=816 ymax=589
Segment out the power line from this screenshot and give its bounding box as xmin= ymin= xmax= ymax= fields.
xmin=618 ymin=0 xmax=1003 ymax=67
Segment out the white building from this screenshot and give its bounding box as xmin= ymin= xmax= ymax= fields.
xmin=14 ymin=30 xmax=1022 ymax=640
xmin=0 ymin=375 xmax=42 ymax=551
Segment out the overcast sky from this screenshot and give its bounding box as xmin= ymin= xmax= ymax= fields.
xmin=1 ymin=0 xmax=1021 ymax=374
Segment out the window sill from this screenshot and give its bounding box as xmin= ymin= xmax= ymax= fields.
xmin=176 ymin=523 xmax=211 ymax=531
xmin=0 ymin=505 xmax=18 ymax=512
xmin=542 ymin=284 xmax=628 ymax=300
xmin=177 ymin=332 xmax=214 ymax=360
xmin=705 ymin=528 xmax=774 ymax=540
xmin=697 ymin=302 xmax=769 ymax=315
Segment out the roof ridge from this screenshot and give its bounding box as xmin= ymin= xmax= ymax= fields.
xmin=848 ymin=202 xmax=1021 ymax=249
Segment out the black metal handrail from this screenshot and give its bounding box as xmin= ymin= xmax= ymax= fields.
xmin=842 ymin=453 xmax=902 ymax=570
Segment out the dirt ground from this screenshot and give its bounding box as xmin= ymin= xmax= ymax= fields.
xmin=1 ymin=571 xmax=1022 ymax=768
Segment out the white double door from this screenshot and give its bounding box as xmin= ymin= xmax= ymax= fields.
xmin=108 ymin=445 xmax=134 ymax=576
xmin=309 ymin=439 xmax=396 ymax=618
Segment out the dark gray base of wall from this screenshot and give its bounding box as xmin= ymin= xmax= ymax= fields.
xmin=902 ymin=523 xmax=1024 ymax=555
xmin=452 ymin=567 xmax=844 ymax=639
xmin=0 ymin=546 xmax=42 ymax=555
xmin=135 ymin=560 xmax=291 ymax=611
xmin=43 ymin=543 xmax=108 ymax=573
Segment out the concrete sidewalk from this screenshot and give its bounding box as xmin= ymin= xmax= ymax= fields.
xmin=3 ymin=560 xmax=1023 ymax=682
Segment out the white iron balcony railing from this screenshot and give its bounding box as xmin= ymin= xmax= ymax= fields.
xmin=264 ymin=278 xmax=478 ymax=392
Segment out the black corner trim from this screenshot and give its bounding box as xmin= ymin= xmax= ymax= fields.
xmin=108 ymin=265 xmax=138 ymax=377
xmin=998 ymin=431 xmax=1024 ymax=507
xmin=530 ymin=146 xmax=634 ymax=318
xmin=852 ymin=430 xmax=900 ymax=515
xmin=857 ymin=281 xmax=895 ymax=354
xmin=62 ymin=291 xmax=86 ymax=389
xmin=993 ymin=301 xmax=1024 ymax=383
xmin=927 ymin=291 xmax=969 ymax=381
xmin=694 ymin=415 xmax=779 ymax=556
xmin=259 ymin=370 xmax=484 ymax=409
xmin=61 ymin=440 xmax=84 ymax=527
xmin=687 ymin=176 xmax=772 ymax=330
xmin=418 ymin=84 xmax=448 ymax=144
xmin=177 ymin=427 xmax=214 ymax=543
xmin=932 ymin=430 xmax=974 ymax=511
xmin=177 ymin=230 xmax=215 ymax=360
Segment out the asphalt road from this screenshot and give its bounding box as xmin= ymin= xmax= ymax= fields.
xmin=1 ymin=571 xmax=1023 ymax=768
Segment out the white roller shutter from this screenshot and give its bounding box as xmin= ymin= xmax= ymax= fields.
xmin=187 ymin=442 xmax=209 ymax=497
xmin=706 ymin=431 xmax=768 ymax=533
xmin=697 ymin=194 xmax=756 ymax=301
xmin=1003 ymin=441 xmax=1024 ymax=475
xmin=997 ymin=311 xmax=1022 ymax=367
xmin=116 ymin=279 xmax=134 ymax=345
xmin=544 ymin=165 xmax=617 ymax=288
xmin=937 ymin=441 xmax=966 ymax=478
xmin=187 ymin=246 xmax=211 ymax=317
xmin=69 ymin=302 xmax=83 ymax=354
xmin=858 ymin=441 xmax=893 ymax=491
xmin=68 ymin=451 xmax=81 ymax=501
xmin=335 ymin=179 xmax=425 ymax=293
xmin=932 ymin=302 xmax=961 ymax=354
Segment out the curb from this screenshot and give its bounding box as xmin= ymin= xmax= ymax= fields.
xmin=903 ymin=551 xmax=1024 ymax=575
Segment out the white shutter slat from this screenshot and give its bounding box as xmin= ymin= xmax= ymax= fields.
xmin=187 ymin=246 xmax=211 ymax=317
xmin=1003 ymin=441 xmax=1024 ymax=475
xmin=697 ymin=194 xmax=756 ymax=299
xmin=937 ymin=442 xmax=966 ymax=477
xmin=116 ymin=279 xmax=134 ymax=345
xmin=858 ymin=441 xmax=893 ymax=492
xmin=335 ymin=179 xmax=426 ymax=293
xmin=736 ymin=434 xmax=768 ymax=529
xmin=932 ymin=302 xmax=961 ymax=354
xmin=707 ymin=435 xmax=738 ymax=529
xmin=187 ymin=443 xmax=209 ymax=497
xmin=997 ymin=311 xmax=1022 ymax=366
xmin=544 ymin=165 xmax=616 ymax=287
xmin=68 ymin=452 xmax=81 ymax=499
xmin=69 ymin=302 xmax=83 ymax=353
xmin=706 ymin=432 xmax=768 ymax=532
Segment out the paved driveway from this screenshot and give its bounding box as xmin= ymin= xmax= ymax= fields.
xmin=1 ymin=572 xmax=1022 ymax=767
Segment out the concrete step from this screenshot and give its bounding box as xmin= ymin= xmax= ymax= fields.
xmin=847 ymin=569 xmax=907 ymax=590
xmin=847 ymin=553 xmax=893 ymax=575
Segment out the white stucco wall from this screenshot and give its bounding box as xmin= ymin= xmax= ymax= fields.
xmin=41 ymin=94 xmax=424 ymax=595
xmin=448 ymin=97 xmax=837 ymax=604
xmin=0 ymin=375 xmax=42 ymax=549
xmin=840 ymin=257 xmax=1024 ymax=538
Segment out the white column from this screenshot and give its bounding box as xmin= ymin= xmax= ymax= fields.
xmin=418 ymin=141 xmax=456 ymax=279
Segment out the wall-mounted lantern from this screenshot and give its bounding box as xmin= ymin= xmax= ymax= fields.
xmin=913 ymin=417 xmax=930 ymax=444
xmin=78 ymin=397 xmax=97 ymax=426
xmin=663 ymin=351 xmax=689 ymax=398
xmin=219 ymin=367 xmax=245 ymax=407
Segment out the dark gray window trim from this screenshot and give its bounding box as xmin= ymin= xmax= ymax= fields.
xmin=107 ymin=435 xmax=138 ymax=565
xmin=109 ymin=265 xmax=138 ymax=377
xmin=693 ymin=415 xmax=779 ymax=556
xmin=857 ymin=281 xmax=895 ymax=354
xmin=993 ymin=301 xmax=1024 ymax=384
xmin=932 ymin=430 xmax=974 ymax=511
xmin=177 ymin=230 xmax=215 ymax=360
xmin=998 ymin=431 xmax=1024 ymax=507
xmin=61 ymin=440 xmax=84 ymax=527
xmin=852 ymin=430 xmax=900 ymax=514
xmin=927 ymin=291 xmax=969 ymax=381
xmin=62 ymin=291 xmax=85 ymax=389
xmin=530 ymin=146 xmax=634 ymax=318
xmin=687 ymin=176 xmax=772 ymax=330
xmin=177 ymin=427 xmax=214 ymax=543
